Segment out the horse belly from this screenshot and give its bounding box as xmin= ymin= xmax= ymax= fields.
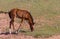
xmin=17 ymin=12 xmax=23 ymax=18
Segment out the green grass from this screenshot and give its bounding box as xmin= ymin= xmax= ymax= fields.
xmin=0 ymin=0 xmax=60 ymax=38
xmin=20 ymin=24 xmax=60 ymax=38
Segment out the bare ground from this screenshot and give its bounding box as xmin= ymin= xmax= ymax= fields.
xmin=0 ymin=13 xmax=60 ymax=39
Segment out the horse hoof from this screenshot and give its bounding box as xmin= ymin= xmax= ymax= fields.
xmin=9 ymin=31 xmax=11 ymax=34
xmin=15 ymin=31 xmax=18 ymax=34
xmin=9 ymin=29 xmax=11 ymax=34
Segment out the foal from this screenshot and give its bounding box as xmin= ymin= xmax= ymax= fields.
xmin=8 ymin=8 xmax=35 ymax=33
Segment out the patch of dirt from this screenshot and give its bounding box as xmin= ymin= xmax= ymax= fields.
xmin=0 ymin=13 xmax=60 ymax=39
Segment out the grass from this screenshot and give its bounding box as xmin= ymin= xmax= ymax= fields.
xmin=20 ymin=24 xmax=60 ymax=38
xmin=0 ymin=0 xmax=60 ymax=38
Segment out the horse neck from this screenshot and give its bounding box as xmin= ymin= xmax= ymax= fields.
xmin=29 ymin=13 xmax=34 ymax=25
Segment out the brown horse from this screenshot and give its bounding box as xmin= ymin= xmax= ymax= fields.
xmin=8 ymin=8 xmax=35 ymax=33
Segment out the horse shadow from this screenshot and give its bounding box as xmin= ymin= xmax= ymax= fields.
xmin=0 ymin=30 xmax=27 ymax=35
xmin=0 ymin=32 xmax=18 ymax=35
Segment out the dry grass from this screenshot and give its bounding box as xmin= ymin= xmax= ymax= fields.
xmin=0 ymin=0 xmax=60 ymax=39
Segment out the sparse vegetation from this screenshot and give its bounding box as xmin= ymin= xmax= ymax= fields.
xmin=0 ymin=0 xmax=60 ymax=38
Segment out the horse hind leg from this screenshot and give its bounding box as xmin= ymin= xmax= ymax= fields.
xmin=9 ymin=19 xmax=15 ymax=34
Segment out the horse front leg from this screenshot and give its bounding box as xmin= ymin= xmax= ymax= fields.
xmin=16 ymin=18 xmax=23 ymax=33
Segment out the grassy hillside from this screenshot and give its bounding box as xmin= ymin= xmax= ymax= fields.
xmin=0 ymin=0 xmax=60 ymax=38
xmin=0 ymin=0 xmax=60 ymax=16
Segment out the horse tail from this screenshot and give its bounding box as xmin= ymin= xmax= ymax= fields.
xmin=0 ymin=11 xmax=8 ymax=14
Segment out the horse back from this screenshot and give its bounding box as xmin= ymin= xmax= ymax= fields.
xmin=16 ymin=9 xmax=31 ymax=19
